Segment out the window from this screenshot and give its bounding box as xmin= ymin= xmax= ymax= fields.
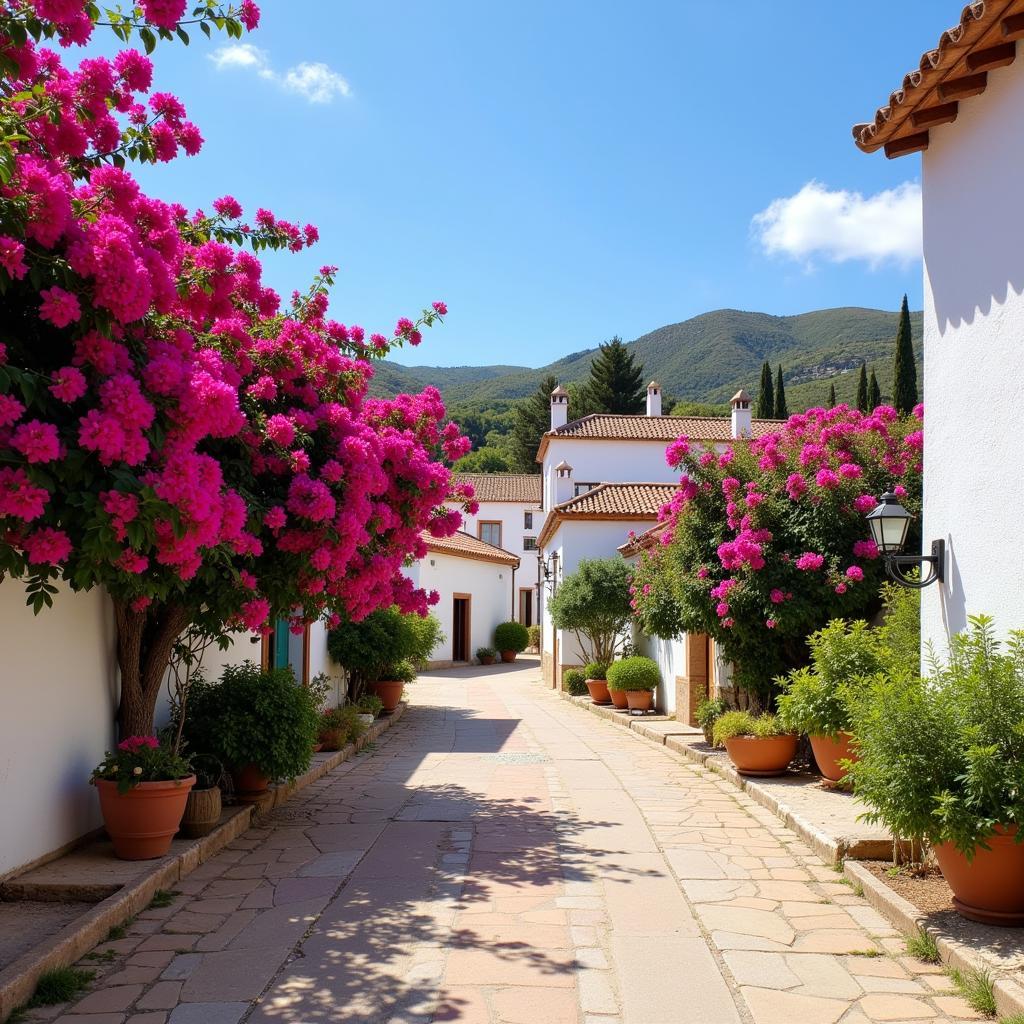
xmin=478 ymin=521 xmax=502 ymax=547
xmin=524 ymin=511 xmax=533 ymax=530
xmin=523 ymin=537 xmax=537 ymax=551
xmin=574 ymin=482 xmax=599 ymax=497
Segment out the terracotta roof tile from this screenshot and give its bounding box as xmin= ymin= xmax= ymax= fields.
xmin=853 ymin=0 xmax=1024 ymax=156
xmin=536 ymin=483 xmax=677 ymax=547
xmin=421 ymin=529 xmax=520 ymax=566
xmin=453 ymin=473 xmax=542 ymax=504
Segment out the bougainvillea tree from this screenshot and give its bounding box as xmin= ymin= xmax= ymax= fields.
xmin=0 ymin=2 xmax=475 ymax=735
xmin=630 ymin=404 xmax=923 ymax=698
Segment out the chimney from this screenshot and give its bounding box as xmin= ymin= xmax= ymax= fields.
xmin=646 ymin=380 xmax=662 ymax=416
xmin=554 ymin=460 xmax=574 ymax=505
xmin=550 ymin=385 xmax=569 ymax=430
xmin=730 ymin=389 xmax=752 ymax=439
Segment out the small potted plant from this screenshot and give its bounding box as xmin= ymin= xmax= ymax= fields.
xmin=712 ymin=711 xmax=797 ymax=776
xmin=179 ymin=754 xmax=224 ymax=839
xmin=476 ymin=646 xmax=497 ymax=666
xmin=607 ymin=656 xmax=660 ymax=712
xmin=563 ymin=668 xmax=589 ymax=697
xmin=374 ymin=659 xmax=415 ymax=713
xmin=527 ymin=624 xmax=540 ymax=652
xmin=356 ymin=693 xmax=383 ymax=727
xmin=494 ymin=621 xmax=529 ymax=663
xmin=318 ymin=706 xmax=365 ymax=751
xmin=582 ymin=661 xmax=611 ymax=704
xmin=91 ymin=736 xmax=195 ymax=860
xmin=695 ymin=697 xmax=728 ymax=746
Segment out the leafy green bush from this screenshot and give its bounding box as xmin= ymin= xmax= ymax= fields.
xmin=494 ymin=620 xmax=529 ymax=653
xmin=712 ymin=710 xmax=788 ymax=746
xmin=548 ymin=557 xmax=632 ymax=664
xmin=405 ymin=613 xmax=445 ymax=668
xmin=607 ymin=656 xmax=660 ymax=692
xmin=328 ymin=607 xmax=442 ymax=687
xmin=388 ymin=660 xmax=417 ymax=684
xmin=527 ymin=624 xmax=540 ymax=649
xmin=848 ymin=615 xmax=1024 ymax=855
xmin=318 ymin=706 xmax=365 ymax=750
xmin=355 ymin=693 xmax=383 ymax=717
xmin=564 ymin=668 xmax=589 ymax=696
xmin=476 ymin=646 xmax=496 ymax=660
xmin=583 ymin=661 xmax=608 ymax=680
xmin=183 ymin=663 xmax=319 ymax=781
xmin=695 ymin=697 xmax=729 ymax=743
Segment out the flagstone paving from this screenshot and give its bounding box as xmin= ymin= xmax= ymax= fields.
xmin=26 ymin=660 xmax=981 ymax=1024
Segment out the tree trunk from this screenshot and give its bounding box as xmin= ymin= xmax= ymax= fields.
xmin=114 ymin=599 xmax=189 ymax=739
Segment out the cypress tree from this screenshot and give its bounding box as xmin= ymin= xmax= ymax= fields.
xmin=828 ymin=382 xmax=837 ymax=407
xmin=856 ymin=361 xmax=869 ymax=413
xmin=582 ymin=336 xmax=645 ymax=414
xmin=508 ymin=374 xmax=559 ymax=473
xmin=774 ymin=365 xmax=788 ymax=420
xmin=867 ymin=368 xmax=881 ymax=410
xmin=755 ymin=361 xmax=775 ymax=419
xmin=892 ymin=294 xmax=918 ymax=414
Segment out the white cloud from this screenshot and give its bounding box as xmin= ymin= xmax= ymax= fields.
xmin=209 ymin=45 xmax=350 ymax=104
xmin=751 ymin=180 xmax=921 ymax=268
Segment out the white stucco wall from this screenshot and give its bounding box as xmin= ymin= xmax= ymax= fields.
xmin=0 ymin=583 xmax=116 ymax=877
xmin=453 ymin=500 xmax=541 ymax=559
xmin=921 ymin=54 xmax=1024 ymax=654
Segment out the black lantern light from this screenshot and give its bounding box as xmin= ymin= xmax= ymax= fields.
xmin=865 ymin=492 xmax=944 ymax=589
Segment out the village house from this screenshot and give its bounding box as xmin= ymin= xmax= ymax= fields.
xmin=853 ymin=0 xmax=1024 ymax=653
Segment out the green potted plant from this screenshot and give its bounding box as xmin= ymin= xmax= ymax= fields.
xmin=695 ymin=697 xmax=728 ymax=746
xmin=355 ymin=693 xmax=383 ymax=727
xmin=563 ymin=668 xmax=589 ymax=697
xmin=476 ymin=646 xmax=497 ymax=666
xmin=179 ymin=754 xmax=224 ymax=839
xmin=318 ymin=706 xmax=366 ymax=751
xmin=494 ymin=621 xmax=529 ymax=663
xmin=527 ymin=624 xmax=540 ymax=652
xmin=91 ymin=737 xmax=194 ymax=859
xmin=712 ymin=711 xmax=797 ymax=777
xmin=373 ymin=659 xmax=415 ymax=712
xmin=582 ymin=661 xmax=611 ymax=705
xmin=848 ymin=615 xmax=1024 ymax=926
xmin=182 ymin=663 xmax=320 ymax=802
xmin=607 ymin=656 xmax=660 ymax=712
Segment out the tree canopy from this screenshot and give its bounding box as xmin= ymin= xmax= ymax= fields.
xmin=892 ymin=295 xmax=918 ymax=415
xmin=580 ymin=337 xmax=645 ymax=415
xmin=548 ymin=557 xmax=633 ymax=665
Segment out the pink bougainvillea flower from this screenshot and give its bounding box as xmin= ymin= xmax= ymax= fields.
xmin=39 ymin=286 xmax=81 ymax=327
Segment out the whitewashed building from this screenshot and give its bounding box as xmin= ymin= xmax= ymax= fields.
xmin=853 ymin=0 xmax=1024 ymax=651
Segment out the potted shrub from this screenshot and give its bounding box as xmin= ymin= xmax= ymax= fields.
xmin=695 ymin=697 xmax=728 ymax=746
xmin=607 ymin=656 xmax=660 ymax=712
xmin=373 ymin=659 xmax=415 ymax=713
xmin=476 ymin=646 xmax=497 ymax=666
xmin=179 ymin=754 xmax=224 ymax=839
xmin=527 ymin=624 xmax=540 ymax=653
xmin=356 ymin=693 xmax=383 ymax=727
xmin=494 ymin=621 xmax=529 ymax=663
xmin=182 ymin=663 xmax=320 ymax=803
xmin=549 ymin=557 xmax=632 ymax=671
xmin=583 ymin=661 xmax=611 ymax=705
xmin=91 ymin=737 xmax=195 ymax=860
xmin=848 ymin=615 xmax=1024 ymax=926
xmin=318 ymin=706 xmax=366 ymax=751
xmin=564 ymin=668 xmax=589 ymax=697
xmin=712 ymin=711 xmax=797 ymax=776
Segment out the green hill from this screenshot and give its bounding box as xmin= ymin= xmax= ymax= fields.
xmin=372 ymin=306 xmax=923 ymax=411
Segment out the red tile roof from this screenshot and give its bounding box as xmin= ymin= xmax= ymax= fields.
xmin=536 ymin=483 xmax=677 ymax=547
xmin=453 ymin=473 xmax=542 ymax=504
xmin=421 ymin=530 xmax=520 ymax=566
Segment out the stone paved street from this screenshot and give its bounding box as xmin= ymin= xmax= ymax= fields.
xmin=36 ymin=660 xmax=981 ymax=1024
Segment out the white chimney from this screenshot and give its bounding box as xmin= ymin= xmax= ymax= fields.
xmin=550 ymin=385 xmax=569 ymax=430
xmin=646 ymin=380 xmax=662 ymax=417
xmin=554 ymin=460 xmax=574 ymax=505
xmin=730 ymin=389 xmax=752 ymax=439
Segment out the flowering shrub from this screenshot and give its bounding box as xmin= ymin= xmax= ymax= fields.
xmin=0 ymin=3 xmax=474 ymax=734
xmin=91 ymin=734 xmax=192 ymax=793
xmin=631 ymin=405 xmax=923 ymax=696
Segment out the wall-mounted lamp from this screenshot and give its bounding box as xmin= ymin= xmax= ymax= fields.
xmin=865 ymin=492 xmax=944 ymax=589
xmin=537 ymin=550 xmax=559 ymax=593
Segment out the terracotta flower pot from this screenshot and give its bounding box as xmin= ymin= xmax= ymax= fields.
xmin=318 ymin=729 xmax=346 ymax=752
xmin=95 ymin=775 xmax=195 ymax=860
xmin=625 ymin=690 xmax=653 ymax=712
xmin=809 ymin=732 xmax=858 ymax=786
xmin=585 ymin=679 xmax=610 ymax=704
xmin=179 ymin=786 xmax=222 ymax=839
xmin=232 ymin=763 xmax=271 ymax=803
xmin=723 ymin=735 xmax=798 ymax=777
xmin=312 ymin=742 xmax=324 ymax=754
xmin=500 ymin=650 xmax=517 ymax=663
xmin=934 ymin=827 xmax=1024 ymax=925
xmin=372 ymin=680 xmax=404 ymax=713
xmin=479 ymin=656 xmax=495 ymax=666
xmin=609 ymin=687 xmax=629 ymax=710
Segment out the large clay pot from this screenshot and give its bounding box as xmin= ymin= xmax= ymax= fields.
xmin=585 ymin=679 xmax=610 ymax=704
xmin=723 ymin=735 xmax=798 ymax=777
xmin=609 ymin=687 xmax=629 ymax=710
xmin=318 ymin=728 xmax=347 ymax=752
xmin=95 ymin=776 xmax=195 ymax=860
xmin=179 ymin=786 xmax=222 ymax=839
xmin=809 ymin=732 xmax=858 ymax=786
xmin=372 ymin=680 xmax=404 ymax=713
xmin=934 ymin=827 xmax=1024 ymax=926
xmin=625 ymin=690 xmax=653 ymax=712
xmin=232 ymin=763 xmax=270 ymax=803
xmin=479 ymin=656 xmax=495 ymax=666
xmin=500 ymin=650 xmax=517 ymax=663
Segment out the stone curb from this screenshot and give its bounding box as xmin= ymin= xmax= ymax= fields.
xmin=558 ymin=690 xmax=889 ymax=867
xmin=843 ymin=860 xmax=1024 ymax=1019
xmin=0 ymin=702 xmax=407 ymax=1022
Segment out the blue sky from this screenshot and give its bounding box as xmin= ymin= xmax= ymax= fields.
xmin=115 ymin=1 xmax=943 ymax=368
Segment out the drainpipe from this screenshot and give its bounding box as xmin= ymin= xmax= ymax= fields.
xmin=510 ymin=564 xmax=516 ymax=620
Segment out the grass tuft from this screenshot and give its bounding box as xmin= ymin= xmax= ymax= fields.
xmin=148 ymin=889 xmax=176 ymax=909
xmin=905 ymin=927 xmax=940 ymax=964
xmin=998 ymin=1015 xmax=1024 ymax=1024
xmin=27 ymin=966 xmax=95 ymax=1006
xmin=83 ymin=948 xmax=117 ymax=964
xmin=105 ymin=922 xmax=127 ymax=941
xmin=949 ymin=966 xmax=997 ymax=1017
xmin=848 ymin=948 xmax=882 ymax=957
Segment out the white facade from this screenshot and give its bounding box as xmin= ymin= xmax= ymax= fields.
xmin=457 ymin=500 xmax=541 ymax=564
xmin=919 ymin=52 xmax=1024 ymax=652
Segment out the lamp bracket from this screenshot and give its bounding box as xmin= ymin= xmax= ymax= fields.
xmin=884 ymin=539 xmax=945 ymax=589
